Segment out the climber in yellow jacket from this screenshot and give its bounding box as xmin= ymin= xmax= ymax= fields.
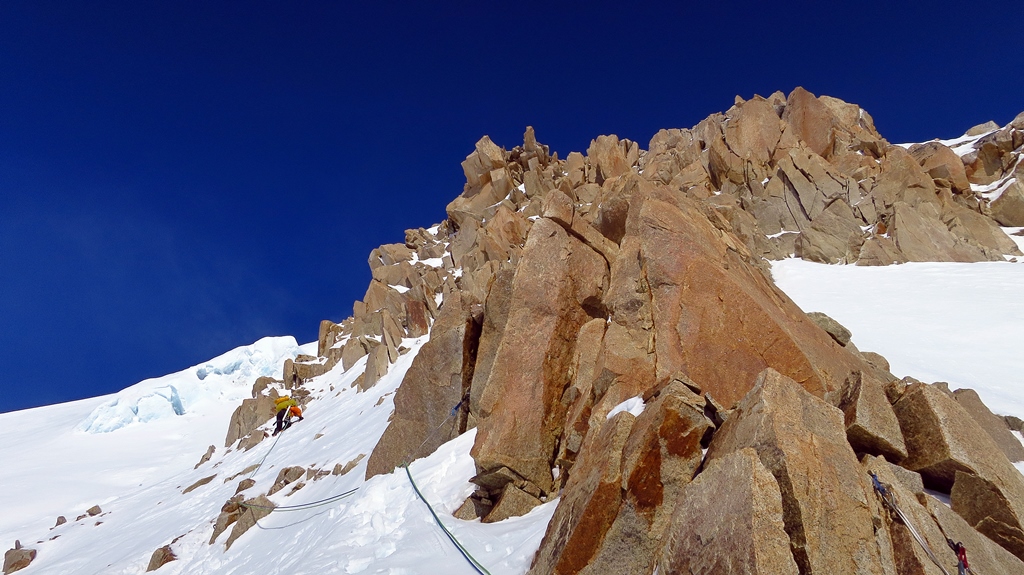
xmin=272 ymin=395 xmax=303 ymax=436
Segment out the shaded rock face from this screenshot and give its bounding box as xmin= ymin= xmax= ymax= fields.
xmin=706 ymin=368 xmax=885 ymax=575
xmin=365 ymin=289 xmax=471 ymax=479
xmin=658 ymin=448 xmax=798 ymax=575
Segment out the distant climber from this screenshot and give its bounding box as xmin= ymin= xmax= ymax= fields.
xmin=272 ymin=395 xmax=303 ymax=436
xmin=946 ymin=539 xmax=969 ymax=575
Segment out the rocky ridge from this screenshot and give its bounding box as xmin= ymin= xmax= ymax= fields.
xmin=217 ymin=88 xmax=1024 ymax=574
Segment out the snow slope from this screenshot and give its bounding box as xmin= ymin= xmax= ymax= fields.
xmin=0 ymin=334 xmax=554 ymax=575
xmin=772 ymin=258 xmax=1024 ymax=419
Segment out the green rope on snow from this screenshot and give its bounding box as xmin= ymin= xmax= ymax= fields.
xmin=403 ymin=464 xmax=491 ymax=575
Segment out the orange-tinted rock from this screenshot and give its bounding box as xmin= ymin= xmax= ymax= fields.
xmin=471 ymin=218 xmax=609 ymax=492
xmin=706 ymin=369 xmax=885 ymax=574
xmin=659 ymin=448 xmax=798 ymax=575
xmin=724 ymin=97 xmax=783 ymax=165
xmin=528 ymin=412 xmax=634 ymax=575
xmin=631 ymin=189 xmax=867 ymax=407
xmin=580 ymin=381 xmax=712 ymax=574
xmin=910 ymin=141 xmax=972 ymax=194
xmin=782 ymin=87 xmax=837 ymax=158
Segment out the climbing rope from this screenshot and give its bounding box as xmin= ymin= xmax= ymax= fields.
xmin=248 ymin=429 xmax=284 ymax=479
xmin=240 ymin=398 xmax=487 ymax=575
xmin=241 ymin=488 xmax=359 ymax=512
xmin=870 ymin=472 xmax=952 ymax=575
xmin=403 ymin=464 xmax=491 ymax=575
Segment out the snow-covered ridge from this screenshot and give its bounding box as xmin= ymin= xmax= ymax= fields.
xmin=76 ymin=336 xmax=307 ymax=433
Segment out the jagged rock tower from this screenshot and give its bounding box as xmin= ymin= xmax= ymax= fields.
xmin=303 ymin=87 xmax=1024 ymax=574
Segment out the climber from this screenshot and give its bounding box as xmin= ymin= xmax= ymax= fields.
xmin=946 ymin=539 xmax=969 ymax=575
xmin=869 ymin=472 xmax=896 ymax=510
xmin=272 ymin=395 xmax=303 ymax=436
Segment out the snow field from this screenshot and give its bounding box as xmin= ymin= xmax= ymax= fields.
xmin=1 ymin=333 xmax=555 ymax=574
xmin=771 ymin=258 xmax=1024 ymax=419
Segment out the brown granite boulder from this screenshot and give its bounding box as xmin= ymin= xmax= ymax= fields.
xmin=658 ymin=448 xmax=798 ymax=575
xmin=806 ymin=311 xmax=853 ymax=347
xmin=782 ymin=87 xmax=837 ymax=158
xmin=629 ymin=188 xmax=868 ymax=408
xmin=471 ymin=217 xmax=609 ymax=493
xmin=146 ymin=545 xmax=176 ymax=572
xmin=224 ymin=495 xmax=275 ymax=550
xmin=2 ymin=548 xmax=35 ymax=575
xmin=706 ymin=368 xmax=885 ymax=574
xmin=267 ymin=466 xmax=305 ymax=496
xmin=989 ymin=168 xmax=1024 ymax=227
xmin=909 ymin=141 xmax=972 ymax=194
xmin=893 ymin=383 xmax=1024 ymax=560
xmin=839 ymin=371 xmax=908 ymax=462
xmin=891 ymin=201 xmax=1002 ymax=262
xmin=723 ymin=96 xmax=784 ymax=165
xmin=224 ymin=393 xmax=278 ymax=448
xmin=952 ymin=388 xmax=1024 ymax=462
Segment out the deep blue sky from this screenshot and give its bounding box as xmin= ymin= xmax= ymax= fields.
xmin=2 ymin=1 xmax=1021 ymax=413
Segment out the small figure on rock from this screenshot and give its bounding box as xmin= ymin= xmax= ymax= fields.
xmin=946 ymin=539 xmax=970 ymax=575
xmin=272 ymin=396 xmax=303 ymax=436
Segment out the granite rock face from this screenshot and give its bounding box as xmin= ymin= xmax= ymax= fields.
xmin=705 ymin=368 xmax=885 ymax=574
xmin=196 ymin=95 xmax=1024 ymax=575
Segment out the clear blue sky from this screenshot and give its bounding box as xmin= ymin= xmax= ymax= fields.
xmin=1 ymin=1 xmax=1021 ymax=413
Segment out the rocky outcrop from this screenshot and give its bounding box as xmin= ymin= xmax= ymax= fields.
xmin=566 ymin=381 xmax=713 ymax=574
xmin=470 ymin=218 xmax=608 ymax=494
xmin=806 ymin=311 xmax=852 ymax=346
xmin=146 ymin=545 xmax=176 ymax=572
xmin=365 ymin=289 xmax=471 ymax=479
xmin=225 ymin=93 xmax=1024 ymax=575
xmin=706 ymin=368 xmax=885 ymax=574
xmin=224 ymin=393 xmax=278 ymax=448
xmin=528 ymin=411 xmax=634 ymax=575
xmin=267 ymin=466 xmax=305 ymax=496
xmin=223 ymin=495 xmax=274 ymax=550
xmin=2 ymin=547 xmax=35 ymax=575
xmin=194 ymin=445 xmax=215 ymax=469
xmin=839 ymin=371 xmax=908 ymax=462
